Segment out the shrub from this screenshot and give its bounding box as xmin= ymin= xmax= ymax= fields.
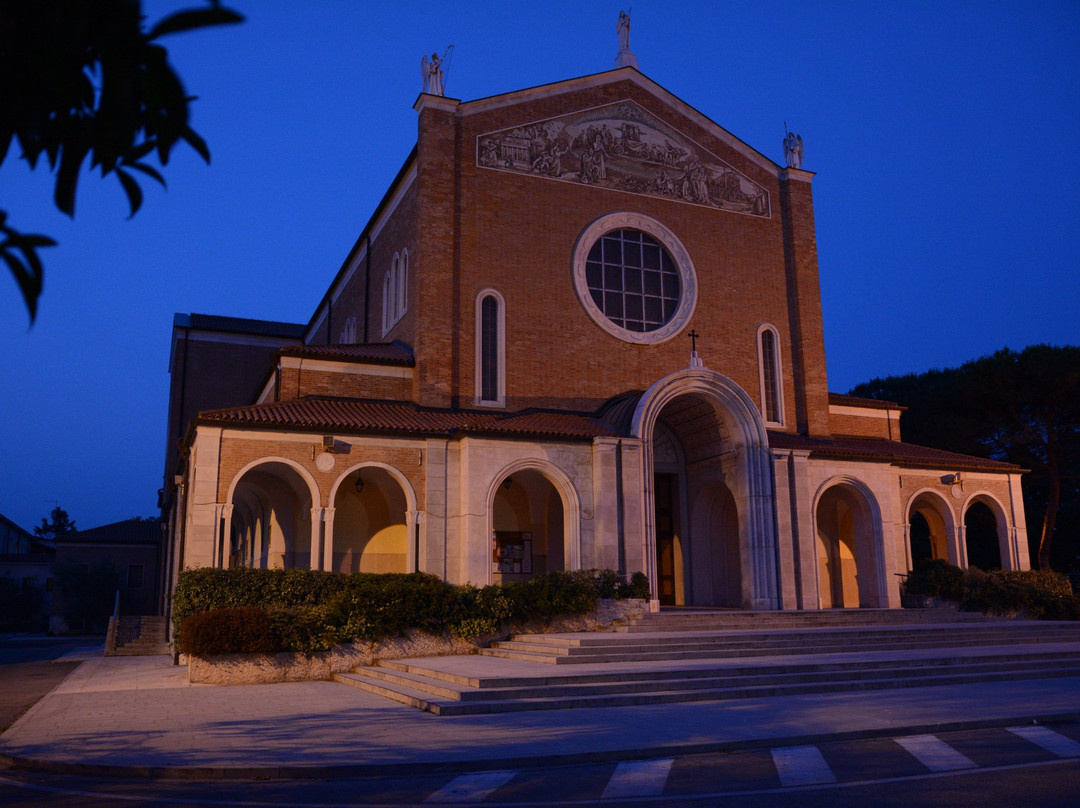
xmin=904 ymin=558 xmax=964 ymax=601
xmin=173 ymin=567 xmax=649 ymax=656
xmin=623 ymin=570 xmax=650 ymax=599
xmin=180 ymin=607 xmax=278 ymax=656
xmin=904 ymin=560 xmax=1080 ymax=620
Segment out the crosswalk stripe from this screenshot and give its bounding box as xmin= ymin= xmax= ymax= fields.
xmin=771 ymin=745 xmax=836 ymax=786
xmin=895 ymin=735 xmax=977 ymax=771
xmin=1008 ymin=725 xmax=1080 ymax=758
xmin=424 ymin=771 xmax=516 ymax=803
xmin=601 ymin=758 xmax=675 ymax=799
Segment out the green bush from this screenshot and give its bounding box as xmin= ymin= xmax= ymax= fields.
xmin=904 ymin=558 xmax=964 ymax=601
xmin=174 ymin=567 xmax=648 ymax=656
xmin=904 ymin=560 xmax=1080 ymax=620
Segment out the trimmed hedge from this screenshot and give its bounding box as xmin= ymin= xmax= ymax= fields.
xmin=904 ymin=559 xmax=1080 ymax=620
xmin=174 ymin=568 xmax=648 ymax=656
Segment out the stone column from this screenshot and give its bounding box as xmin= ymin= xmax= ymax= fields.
xmin=789 ymin=451 xmax=818 ymax=609
xmin=1007 ymin=473 xmax=1031 ymax=570
xmin=322 ymin=508 xmax=336 ymax=572
xmin=406 ymin=509 xmax=419 ymax=572
xmin=309 ymin=508 xmax=323 ymax=571
xmin=220 ymin=504 xmax=234 ymax=569
xmin=771 ymin=452 xmax=797 ymax=610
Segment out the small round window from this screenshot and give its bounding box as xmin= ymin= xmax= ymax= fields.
xmin=585 ymin=230 xmax=680 ymax=333
xmin=572 ymin=213 xmax=696 ymax=344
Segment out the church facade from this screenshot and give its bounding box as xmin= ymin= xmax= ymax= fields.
xmin=162 ymin=56 xmax=1029 ymax=613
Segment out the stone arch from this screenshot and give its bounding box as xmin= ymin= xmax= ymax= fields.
xmin=961 ymin=492 xmax=1008 ymax=570
xmin=813 ymin=477 xmax=887 ymax=608
xmin=905 ymin=488 xmax=958 ymax=569
xmin=486 ymin=458 xmax=582 ymax=582
xmin=632 ymin=367 xmax=777 ymax=608
xmin=225 ymin=457 xmax=321 ymax=570
xmin=327 ymin=462 xmax=419 ymax=574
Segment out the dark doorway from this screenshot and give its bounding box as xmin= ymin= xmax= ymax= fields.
xmin=655 ymin=473 xmax=678 ymax=605
xmin=909 ymin=511 xmax=933 ymax=568
xmin=965 ymin=502 xmax=1002 ymax=570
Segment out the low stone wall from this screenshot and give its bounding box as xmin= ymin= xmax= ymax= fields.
xmin=187 ymin=598 xmax=647 ymax=685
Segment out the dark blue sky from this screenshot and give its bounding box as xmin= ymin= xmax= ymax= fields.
xmin=2 ymin=1 xmax=1078 ymax=532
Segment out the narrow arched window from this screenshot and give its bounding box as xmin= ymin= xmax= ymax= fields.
xmin=398 ymin=250 xmax=408 ymax=318
xmin=757 ymin=325 xmax=783 ymax=425
xmin=383 ymin=253 xmax=404 ymax=335
xmin=476 ymin=290 xmax=505 ymax=406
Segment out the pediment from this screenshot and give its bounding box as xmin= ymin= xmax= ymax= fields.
xmin=476 ymin=99 xmax=770 ymax=218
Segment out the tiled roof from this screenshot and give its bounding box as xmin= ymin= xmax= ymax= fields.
xmin=60 ymin=520 xmax=162 ymax=546
xmin=198 ymin=398 xmax=618 ymax=441
xmin=178 ymin=313 xmax=306 ymax=339
xmin=768 ymin=431 xmax=1022 ymax=472
xmin=278 ymin=343 xmax=415 ymax=366
xmin=828 ymin=393 xmax=904 ymax=410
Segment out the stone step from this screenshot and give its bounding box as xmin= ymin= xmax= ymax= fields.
xmin=336 ymin=655 xmax=1080 ymax=716
xmin=496 ymin=624 xmax=1079 ymax=650
xmin=376 ymin=647 xmax=1080 ymax=690
xmin=354 ymin=651 xmax=1080 ymax=704
xmin=611 ymin=610 xmax=993 ymax=632
xmin=339 ymin=612 xmax=1080 ymax=715
xmin=481 ymin=632 xmax=1080 ymax=665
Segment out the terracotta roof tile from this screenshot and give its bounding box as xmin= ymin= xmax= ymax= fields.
xmin=278 ymin=343 xmax=414 ymax=366
xmin=198 ymin=398 xmax=617 ymax=440
xmin=768 ymin=431 xmax=1022 ymax=472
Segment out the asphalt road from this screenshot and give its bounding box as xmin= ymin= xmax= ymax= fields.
xmin=0 ymin=723 xmax=1077 ymax=806
xmin=0 ymin=636 xmax=98 ymax=731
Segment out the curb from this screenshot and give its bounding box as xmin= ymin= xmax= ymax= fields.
xmin=3 ymin=711 xmax=1080 ymax=782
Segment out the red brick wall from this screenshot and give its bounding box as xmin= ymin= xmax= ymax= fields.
xmin=277 ymin=366 xmax=412 ymax=402
xmin=406 ymin=78 xmax=825 ymax=430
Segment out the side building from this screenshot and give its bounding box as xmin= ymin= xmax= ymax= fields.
xmin=161 ymin=54 xmax=1028 ymax=616
xmin=50 ymin=520 xmax=164 ymax=635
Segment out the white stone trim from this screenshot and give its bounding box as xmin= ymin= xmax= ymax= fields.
xmin=960 ymin=490 xmax=1019 ymax=571
xmin=811 ymin=475 xmax=888 ymax=607
xmin=482 ymin=457 xmax=583 ymax=583
xmin=224 ymin=456 xmax=321 ymax=515
xmin=571 ymin=212 xmax=697 ymax=345
xmin=278 ymin=356 xmax=413 ymax=379
xmin=327 ymin=462 xmax=420 ymax=574
xmin=905 ymin=487 xmax=961 ymax=568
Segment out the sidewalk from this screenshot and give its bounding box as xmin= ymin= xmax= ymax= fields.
xmin=2 ymin=648 xmax=1080 ymax=780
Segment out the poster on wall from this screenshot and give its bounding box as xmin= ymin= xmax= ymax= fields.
xmin=492 ymin=531 xmax=533 ymax=575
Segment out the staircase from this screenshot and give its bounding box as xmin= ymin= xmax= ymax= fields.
xmin=333 ymin=610 xmax=1080 ymax=716
xmin=105 ymin=616 xmax=170 ymax=656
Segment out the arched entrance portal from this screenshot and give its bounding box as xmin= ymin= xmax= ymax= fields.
xmin=630 ymin=368 xmax=777 ymax=610
xmin=650 ymin=403 xmax=742 ymax=607
xmin=815 ymin=482 xmax=884 ymax=608
xmin=227 ymin=461 xmax=315 ymax=569
xmin=331 ymin=466 xmax=409 ymax=573
xmin=491 ymin=469 xmax=565 ymax=583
